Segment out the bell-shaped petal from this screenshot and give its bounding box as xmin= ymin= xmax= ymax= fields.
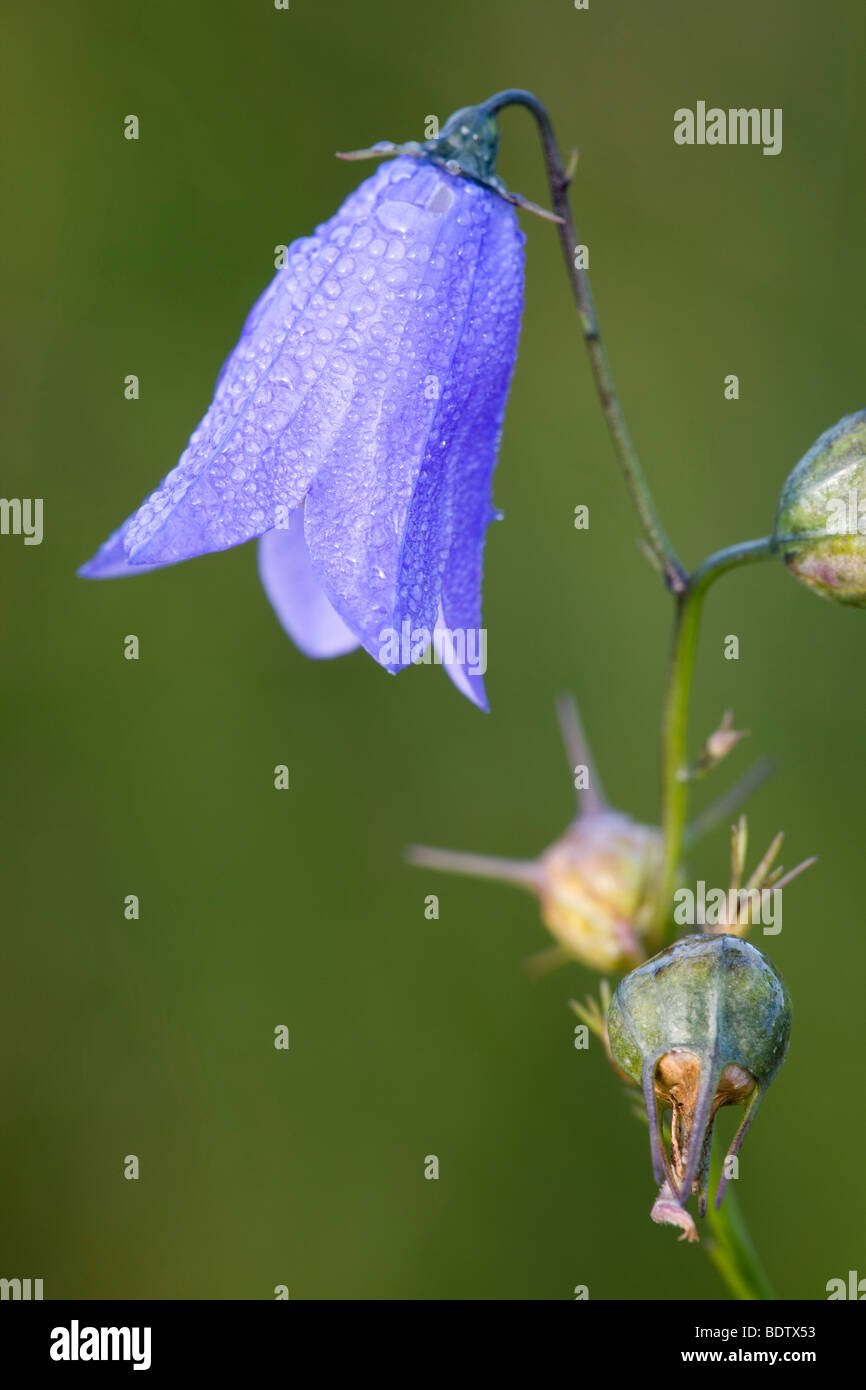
xmin=404 ymin=200 xmax=524 ymax=710
xmin=78 ymin=525 xmax=172 ymax=579
xmin=81 ymin=157 xmax=522 ymax=588
xmin=79 ymin=136 xmax=525 ymax=707
xmin=301 ymin=162 xmax=524 ymax=669
xmin=84 ymin=159 xmax=432 ymax=569
xmin=258 ymin=514 xmax=359 ymax=658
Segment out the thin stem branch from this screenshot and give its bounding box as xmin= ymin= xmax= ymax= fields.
xmin=683 ymin=755 xmax=775 ymax=851
xmin=691 ymin=536 xmax=777 ymax=591
xmin=481 ymin=89 xmax=687 ymax=593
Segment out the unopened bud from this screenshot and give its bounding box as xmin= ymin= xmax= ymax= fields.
xmin=774 ymin=409 xmax=866 ymax=605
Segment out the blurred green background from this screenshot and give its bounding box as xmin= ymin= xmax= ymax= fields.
xmin=2 ymin=0 xmax=864 ymax=1300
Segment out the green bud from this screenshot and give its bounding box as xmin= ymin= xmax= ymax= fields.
xmin=773 ymin=408 xmax=866 ymax=605
xmin=607 ymin=934 xmax=791 ymax=1237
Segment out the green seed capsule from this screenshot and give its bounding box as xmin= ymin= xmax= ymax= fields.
xmin=607 ymin=934 xmax=791 ymax=1233
xmin=774 ymin=409 xmax=866 ymax=605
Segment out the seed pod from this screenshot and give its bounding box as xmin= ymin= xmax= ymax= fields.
xmin=607 ymin=934 xmax=791 ymax=1233
xmin=773 ymin=408 xmax=866 ymax=605
xmin=408 ymin=697 xmax=665 ymax=973
xmin=533 ymin=810 xmax=663 ymax=971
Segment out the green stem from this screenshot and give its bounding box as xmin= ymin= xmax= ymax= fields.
xmin=691 ymin=536 xmax=778 ymax=591
xmin=655 ymin=538 xmax=775 ymax=945
xmin=654 ymin=538 xmax=777 ymax=1294
xmin=705 ymin=1152 xmax=777 ymax=1300
xmin=481 ymin=89 xmax=687 ymax=593
xmin=656 ymin=588 xmax=705 ymax=944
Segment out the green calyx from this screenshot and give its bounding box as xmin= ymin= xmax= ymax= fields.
xmin=336 ymin=102 xmax=503 ymax=189
xmin=421 ymin=104 xmax=501 ymax=183
xmin=336 ymin=99 xmax=560 ymax=222
xmin=773 ymin=408 xmax=866 ymax=606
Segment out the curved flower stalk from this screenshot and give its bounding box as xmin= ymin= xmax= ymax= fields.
xmin=80 ymin=110 xmax=528 ymax=709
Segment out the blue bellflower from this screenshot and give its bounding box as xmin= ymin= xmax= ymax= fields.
xmin=80 ymin=105 xmax=526 ymax=708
